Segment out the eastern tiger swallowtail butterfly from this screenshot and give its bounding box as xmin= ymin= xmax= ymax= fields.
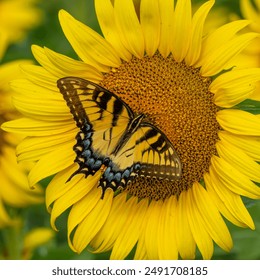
xmin=57 ymin=77 xmax=182 ymax=198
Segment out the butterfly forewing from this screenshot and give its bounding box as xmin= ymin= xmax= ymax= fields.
xmin=57 ymin=77 xmax=132 ymax=128
xmin=57 ymin=77 xmax=132 ymax=180
xmin=57 ymin=77 xmax=182 ymax=197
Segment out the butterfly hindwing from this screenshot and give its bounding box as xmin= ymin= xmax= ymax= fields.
xmin=57 ymin=77 xmax=182 ymax=196
xmin=97 ymin=123 xmax=182 ymax=194
xmin=108 ymin=123 xmax=181 ymax=180
xmin=135 ymin=124 xmax=181 ymax=179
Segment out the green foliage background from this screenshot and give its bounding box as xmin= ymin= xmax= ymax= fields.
xmin=1 ymin=0 xmax=260 ymax=260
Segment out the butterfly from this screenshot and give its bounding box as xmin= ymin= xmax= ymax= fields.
xmin=57 ymin=77 xmax=182 ymax=198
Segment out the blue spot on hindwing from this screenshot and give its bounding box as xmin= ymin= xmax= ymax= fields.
xmin=71 ymin=121 xmax=109 ymax=178
xmin=93 ymin=159 xmax=102 ymax=169
xmin=83 ymin=139 xmax=91 ymax=149
xmin=114 ymin=172 xmax=121 ymax=182
xmin=98 ymin=161 xmax=142 ymax=199
xmin=82 ymin=149 xmax=91 ymax=158
xmin=84 ymin=123 xmax=91 ymax=131
xmin=122 ymin=169 xmax=130 ymax=178
xmin=69 ymin=118 xmax=142 ymax=199
xmin=84 ymin=132 xmax=92 ymax=139
xmin=86 ymin=157 xmax=95 ymax=166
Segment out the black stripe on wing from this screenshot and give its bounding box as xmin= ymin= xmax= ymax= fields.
xmin=57 ymin=77 xmax=136 ymax=191
xmin=57 ymin=77 xmax=182 ymax=199
xmin=57 ymin=77 xmax=134 ymax=129
xmin=97 ymin=124 xmax=182 ymax=197
xmin=137 ymin=124 xmax=182 ymax=180
xmin=57 ymin=77 xmax=88 ymax=128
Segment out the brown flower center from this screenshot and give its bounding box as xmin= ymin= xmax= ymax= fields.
xmin=101 ymin=53 xmax=220 ymax=201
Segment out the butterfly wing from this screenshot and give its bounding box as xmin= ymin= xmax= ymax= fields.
xmin=57 ymin=77 xmax=181 ymax=197
xmin=57 ymin=77 xmax=134 ymax=178
xmin=98 ymin=122 xmax=182 ymax=193
xmin=136 ymin=123 xmax=181 ymax=179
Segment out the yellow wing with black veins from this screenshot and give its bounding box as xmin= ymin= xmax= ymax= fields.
xmin=57 ymin=77 xmax=181 ymax=198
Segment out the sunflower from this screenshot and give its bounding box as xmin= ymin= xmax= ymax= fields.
xmin=0 ymin=0 xmax=42 ymax=60
xmin=0 ymin=62 xmax=54 ymax=259
xmin=2 ymin=0 xmax=260 ymax=260
xmin=0 ymin=0 xmax=54 ymax=259
xmin=0 ymin=60 xmax=45 ymax=229
xmin=238 ymin=0 xmax=260 ymax=100
xmin=0 ymin=60 xmax=54 ymax=257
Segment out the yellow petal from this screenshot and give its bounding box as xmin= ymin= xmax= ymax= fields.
xmin=110 ymin=197 xmax=148 ymax=259
xmin=197 ymin=20 xmax=250 ymax=67
xmin=210 ymin=68 xmax=260 ymax=92
xmin=134 ymin=213 xmax=149 ymax=260
xmin=201 ymin=33 xmax=259 ymax=76
xmin=209 ymin=164 xmax=255 ymax=229
xmin=90 ymin=192 xmax=128 ymax=252
xmin=21 ymin=65 xmax=59 ymax=92
xmin=176 ymin=191 xmax=196 ymax=259
xmin=192 ymin=182 xmax=233 ymax=252
xmin=211 ymin=155 xmax=260 ymax=199
xmin=59 ymin=10 xmax=120 ymax=71
xmin=218 ymin=131 xmax=260 ymax=161
xmin=32 ymin=45 xmax=103 ymax=82
xmin=216 ymin=140 xmax=260 ymax=183
xmin=158 ymin=0 xmax=174 ymax=57
xmin=0 ymin=166 xmax=43 ymax=207
xmin=185 ymin=188 xmax=214 ymax=259
xmin=185 ymin=0 xmax=214 ymax=66
xmin=171 ymin=0 xmax=192 ymax=62
xmin=12 ymin=92 xmax=69 ymax=122
xmin=217 ymin=109 xmax=260 ymax=136
xmin=50 ymin=172 xmax=100 ymax=231
xmin=16 ymin=130 xmax=76 ymax=162
xmin=213 ymin=86 xmax=253 ymax=108
xmin=23 ymin=228 xmax=54 ymax=251
xmin=72 ymin=189 xmax=113 ymax=253
xmin=68 ymin=187 xmax=102 ymax=251
xmin=140 ymin=0 xmax=160 ymax=56
xmin=241 ymin=0 xmax=260 ymax=32
xmin=114 ymin=0 xmax=144 ymax=58
xmin=31 ymin=45 xmax=60 ymax=78
xmin=28 ymin=141 xmax=75 ymax=186
xmin=10 ymin=77 xmax=67 ymax=123
xmin=46 ymin=164 xmax=81 ymax=212
xmin=10 ymin=78 xmax=62 ymax=102
xmin=95 ymin=0 xmax=132 ymax=61
xmin=158 ymin=196 xmax=178 ymax=259
xmin=144 ymin=200 xmax=162 ymax=259
xmin=210 ymin=68 xmax=260 ymax=107
xmin=2 ymin=118 xmax=75 ymax=136
xmin=0 ymin=60 xmax=32 ymax=89
xmin=204 ymin=172 xmax=247 ymax=228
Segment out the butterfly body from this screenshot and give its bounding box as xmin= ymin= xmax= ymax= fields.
xmin=57 ymin=77 xmax=182 ymax=197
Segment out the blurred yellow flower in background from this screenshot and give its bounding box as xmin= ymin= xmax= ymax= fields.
xmin=0 ymin=60 xmax=44 ymax=228
xmin=0 ymin=0 xmax=53 ymax=259
xmin=239 ymin=0 xmax=260 ymax=100
xmin=22 ymin=227 xmax=54 ymax=259
xmin=0 ymin=0 xmax=42 ymax=60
